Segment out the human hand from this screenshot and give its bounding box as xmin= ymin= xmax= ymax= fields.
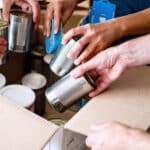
xmin=86 ymin=122 xmax=150 ymax=150
xmin=63 ymin=20 xmax=123 ymax=65
xmin=0 ymin=38 xmax=7 ymax=57
xmin=44 ymin=0 xmax=78 ymax=36
xmin=71 ymin=34 xmax=150 ymax=97
xmin=71 ymin=46 xmax=126 ymax=97
xmin=2 ymin=0 xmax=40 ymax=28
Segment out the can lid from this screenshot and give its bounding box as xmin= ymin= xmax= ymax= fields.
xmin=0 ymin=73 xmax=6 ymax=89
xmin=0 ymin=84 xmax=35 ymax=108
xmin=10 ymin=9 xmax=33 ymax=18
xmin=22 ymin=72 xmax=47 ymax=90
xmin=48 ymin=118 xmax=66 ymax=126
xmin=0 ymin=20 xmax=8 ymax=29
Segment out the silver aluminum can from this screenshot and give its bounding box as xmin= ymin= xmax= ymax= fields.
xmin=45 ymin=73 xmax=95 ymax=112
xmin=9 ymin=9 xmax=33 ymax=52
xmin=49 ymin=39 xmax=77 ymax=77
xmin=0 ymin=20 xmax=8 ymax=65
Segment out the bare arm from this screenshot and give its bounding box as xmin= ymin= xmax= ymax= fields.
xmin=115 ymin=8 xmax=150 ymax=37
xmin=63 ymin=8 xmax=150 ymax=65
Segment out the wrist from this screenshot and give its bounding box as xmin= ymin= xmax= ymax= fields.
xmin=111 ymin=18 xmax=127 ymax=39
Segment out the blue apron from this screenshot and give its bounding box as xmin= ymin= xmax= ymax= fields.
xmin=91 ymin=0 xmax=150 ymax=17
xmin=88 ymin=0 xmax=150 ymax=45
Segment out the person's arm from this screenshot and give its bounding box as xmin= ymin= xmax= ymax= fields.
xmin=86 ymin=122 xmax=150 ymax=150
xmin=63 ymin=8 xmax=150 ymax=65
xmin=115 ymin=8 xmax=150 ymax=37
xmin=71 ymin=34 xmax=150 ymax=97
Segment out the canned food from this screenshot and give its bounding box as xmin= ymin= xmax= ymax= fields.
xmin=9 ymin=9 xmax=33 ymax=52
xmin=49 ymin=35 xmax=81 ymax=77
xmin=0 ymin=20 xmax=8 ymax=65
xmin=28 ymin=45 xmax=45 ymax=73
xmin=45 ymin=73 xmax=95 ymax=112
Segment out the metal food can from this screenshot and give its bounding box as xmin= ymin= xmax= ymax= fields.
xmin=28 ymin=45 xmax=45 ymax=73
xmin=49 ymin=35 xmax=81 ymax=77
xmin=45 ymin=73 xmax=95 ymax=112
xmin=49 ymin=39 xmax=76 ymax=77
xmin=9 ymin=9 xmax=33 ymax=52
xmin=0 ymin=20 xmax=8 ymax=65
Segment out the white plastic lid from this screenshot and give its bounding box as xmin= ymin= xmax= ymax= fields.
xmin=22 ymin=72 xmax=47 ymax=90
xmin=0 ymin=73 xmax=6 ymax=89
xmin=0 ymin=84 xmax=35 ymax=108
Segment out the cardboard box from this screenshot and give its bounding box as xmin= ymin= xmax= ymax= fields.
xmin=1 ymin=66 xmax=150 ymax=150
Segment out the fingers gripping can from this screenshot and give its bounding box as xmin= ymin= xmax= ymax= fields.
xmin=45 ymin=73 xmax=95 ymax=112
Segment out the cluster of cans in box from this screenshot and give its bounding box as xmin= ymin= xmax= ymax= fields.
xmin=0 ymin=9 xmax=95 ymax=112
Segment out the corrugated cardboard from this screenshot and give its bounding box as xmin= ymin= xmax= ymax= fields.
xmin=65 ymin=66 xmax=150 ymax=135
xmin=0 ymin=95 xmax=58 ymax=150
xmin=1 ymin=66 xmax=150 ymax=149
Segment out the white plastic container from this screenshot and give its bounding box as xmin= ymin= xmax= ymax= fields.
xmin=22 ymin=72 xmax=47 ymax=115
xmin=0 ymin=84 xmax=35 ymax=110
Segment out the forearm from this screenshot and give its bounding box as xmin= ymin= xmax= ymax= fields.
xmin=116 ymin=34 xmax=150 ymax=68
xmin=114 ymin=8 xmax=150 ymax=37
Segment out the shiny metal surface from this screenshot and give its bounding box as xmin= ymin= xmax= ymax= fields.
xmin=0 ymin=20 xmax=8 ymax=65
xmin=49 ymin=39 xmax=77 ymax=77
xmin=9 ymin=9 xmax=32 ymax=52
xmin=45 ymin=73 xmax=94 ymax=112
xmin=44 ymin=128 xmax=89 ymax=150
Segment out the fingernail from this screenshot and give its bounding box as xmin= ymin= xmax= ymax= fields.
xmin=54 ymin=29 xmax=57 ymax=34
xmin=74 ymin=59 xmax=80 ymax=65
xmin=89 ymin=93 xmax=94 ymax=97
xmin=46 ymin=33 xmax=49 ymax=37
xmin=62 ymin=39 xmax=67 ymax=44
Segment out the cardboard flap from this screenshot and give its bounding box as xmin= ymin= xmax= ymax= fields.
xmin=0 ymin=95 xmax=58 ymax=150
xmin=65 ymin=66 xmax=150 ymax=135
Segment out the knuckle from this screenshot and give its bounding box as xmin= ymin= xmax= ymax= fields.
xmin=86 ymin=24 xmax=92 ymax=30
xmin=70 ymin=28 xmax=76 ymax=36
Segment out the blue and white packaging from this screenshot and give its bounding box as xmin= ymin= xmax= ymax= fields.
xmin=45 ymin=19 xmax=62 ymax=54
xmin=90 ymin=0 xmax=116 ymax=23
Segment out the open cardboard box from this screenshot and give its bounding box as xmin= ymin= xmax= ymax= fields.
xmin=1 ymin=66 xmax=150 ymax=150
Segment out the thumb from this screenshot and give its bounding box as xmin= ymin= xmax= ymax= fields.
xmin=2 ymin=0 xmax=13 ymax=21
xmin=71 ymin=59 xmax=97 ymax=78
